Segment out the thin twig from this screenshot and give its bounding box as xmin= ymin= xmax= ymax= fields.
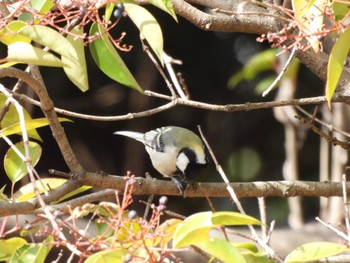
xmin=8 ymin=87 xmax=326 ymax=122
xmin=266 ymin=220 xmax=276 ymax=244
xmin=162 ymin=52 xmax=188 ymax=99
xmin=316 ymin=216 xmax=350 ymax=243
xmin=258 ymin=197 xmax=268 ymax=242
xmin=296 ymin=115 xmax=350 ymax=150
xmin=197 ymin=125 xmax=283 ymax=262
xmin=263 ymin=45 xmax=296 ymax=97
xmin=141 ymin=40 xmax=177 ymax=97
xmin=296 ymin=106 xmax=350 ymax=139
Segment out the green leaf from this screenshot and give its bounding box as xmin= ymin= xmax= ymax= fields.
xmin=54 ymin=185 xmax=92 ymax=204
xmin=325 ymin=27 xmax=350 ymax=106
xmin=13 ymin=178 xmax=66 ymax=201
xmin=89 ymin=22 xmax=142 ymax=92
xmin=0 ymin=117 xmax=72 ymax=138
xmin=4 ymin=141 xmax=42 ymax=184
xmin=285 ymin=242 xmax=350 ymax=263
xmin=173 ymin=211 xmax=213 ymax=248
xmin=65 ymin=26 xmax=89 ymax=91
xmin=147 ymin=0 xmax=177 ymax=21
xmin=9 ymin=235 xmax=53 ymax=263
xmin=105 ymin=3 xmax=115 ymax=22
xmin=157 ymin=219 xmax=182 ymax=247
xmin=332 ymin=1 xmax=350 ymax=19
xmin=0 ymin=21 xmax=29 ymax=45
xmin=6 ymin=42 xmax=65 ymax=67
xmin=19 ymin=13 xmax=34 ymax=22
xmin=241 ymin=250 xmax=274 ymax=263
xmin=0 ymin=185 xmax=6 ymax=201
xmin=0 ymin=238 xmax=27 ymax=261
xmin=31 ymin=0 xmax=54 ymax=13
xmin=18 ymin=25 xmax=89 ymax=92
xmin=212 ymin=211 xmax=261 ymax=226
xmin=228 ymin=49 xmax=277 ymax=89
xmin=195 ymin=238 xmax=246 ymax=263
xmin=0 ymin=93 xmax=43 ymax=141
xmin=85 ymin=248 xmax=129 ymax=263
xmin=124 ymin=3 xmax=164 ymax=63
xmin=13 ymin=178 xmax=92 ymax=203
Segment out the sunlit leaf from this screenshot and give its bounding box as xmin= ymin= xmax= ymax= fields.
xmin=105 ymin=3 xmax=115 ymax=22
xmin=85 ymin=248 xmax=129 ymax=263
xmin=0 ymin=238 xmax=27 ymax=261
xmin=54 ymin=185 xmax=92 ymax=204
xmin=147 ymin=0 xmax=177 ymax=21
xmin=14 ymin=178 xmax=92 ymax=203
xmin=9 ymin=235 xmax=53 ymax=263
xmin=0 ymin=117 xmax=72 ymax=138
xmin=4 ymin=141 xmax=42 ymax=184
xmin=18 ymin=25 xmax=89 ymax=91
xmin=0 ymin=21 xmax=29 ymax=46
xmin=31 ymin=0 xmax=54 ymax=13
xmin=124 ymin=3 xmax=164 ymax=63
xmin=241 ymin=249 xmax=274 ymax=263
xmin=6 ymin=42 xmax=65 ymax=67
xmin=0 ymin=93 xmax=43 ymax=141
xmin=0 ymin=185 xmax=6 ymax=201
xmin=212 ymin=211 xmax=261 ymax=226
xmin=14 ymin=178 xmax=66 ymax=201
xmin=285 ymin=242 xmax=350 ymax=263
xmin=291 ymin=0 xmax=325 ymax=52
xmin=65 ymin=26 xmax=89 ymax=91
xmin=0 ymin=62 xmax=18 ymax=68
xmin=325 ymin=27 xmax=350 ymax=106
xmin=157 ymin=219 xmax=182 ymax=248
xmin=332 ymin=1 xmax=350 ymax=20
xmin=196 ymin=238 xmax=246 ymax=263
xmin=89 ymin=22 xmax=142 ymax=92
xmin=173 ymin=211 xmax=213 ymax=248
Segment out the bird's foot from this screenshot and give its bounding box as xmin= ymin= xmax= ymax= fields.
xmin=171 ymin=176 xmax=187 ymax=196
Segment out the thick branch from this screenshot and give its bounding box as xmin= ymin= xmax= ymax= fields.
xmin=172 ymin=0 xmax=280 ymax=33
xmin=1 ymin=172 xmax=348 ymax=216
xmin=79 ymin=172 xmax=350 ymax=198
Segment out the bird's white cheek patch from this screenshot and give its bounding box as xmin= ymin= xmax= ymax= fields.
xmin=176 ymin=152 xmax=190 ymax=174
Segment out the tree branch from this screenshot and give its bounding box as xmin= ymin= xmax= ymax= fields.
xmin=171 ymin=0 xmax=281 ymax=33
xmin=0 ymin=172 xmax=348 ymax=216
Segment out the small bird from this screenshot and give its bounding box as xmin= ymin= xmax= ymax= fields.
xmin=114 ymin=126 xmax=208 ymax=195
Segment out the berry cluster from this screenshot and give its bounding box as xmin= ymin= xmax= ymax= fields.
xmin=113 ymin=3 xmax=125 ymax=19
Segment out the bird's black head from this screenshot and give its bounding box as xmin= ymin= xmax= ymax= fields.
xmin=176 ymin=147 xmax=208 ymax=176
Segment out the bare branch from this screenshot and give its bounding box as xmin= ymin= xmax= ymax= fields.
xmin=2 ymin=173 xmax=350 ymax=216
xmin=171 ymin=0 xmax=281 ymax=34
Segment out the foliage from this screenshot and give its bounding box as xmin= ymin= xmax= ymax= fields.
xmin=0 ymin=176 xmax=266 ymax=262
xmin=0 ymin=0 xmax=176 ymax=92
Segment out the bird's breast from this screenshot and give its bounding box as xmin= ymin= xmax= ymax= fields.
xmin=146 ymin=146 xmax=178 ymax=177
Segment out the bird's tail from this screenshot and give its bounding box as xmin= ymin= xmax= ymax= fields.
xmin=114 ymin=131 xmax=145 ymax=143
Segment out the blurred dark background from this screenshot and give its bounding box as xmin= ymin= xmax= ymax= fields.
xmin=0 ymin=6 xmax=324 ymax=225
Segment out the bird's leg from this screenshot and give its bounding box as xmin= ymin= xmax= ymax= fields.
xmin=171 ymin=175 xmax=187 ymax=196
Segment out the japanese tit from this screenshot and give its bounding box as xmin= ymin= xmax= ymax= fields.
xmin=114 ymin=126 xmax=208 ymax=195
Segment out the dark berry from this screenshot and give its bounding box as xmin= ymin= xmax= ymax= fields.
xmin=113 ymin=9 xmax=122 ymax=19
xmin=117 ymin=3 xmax=125 ymax=12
